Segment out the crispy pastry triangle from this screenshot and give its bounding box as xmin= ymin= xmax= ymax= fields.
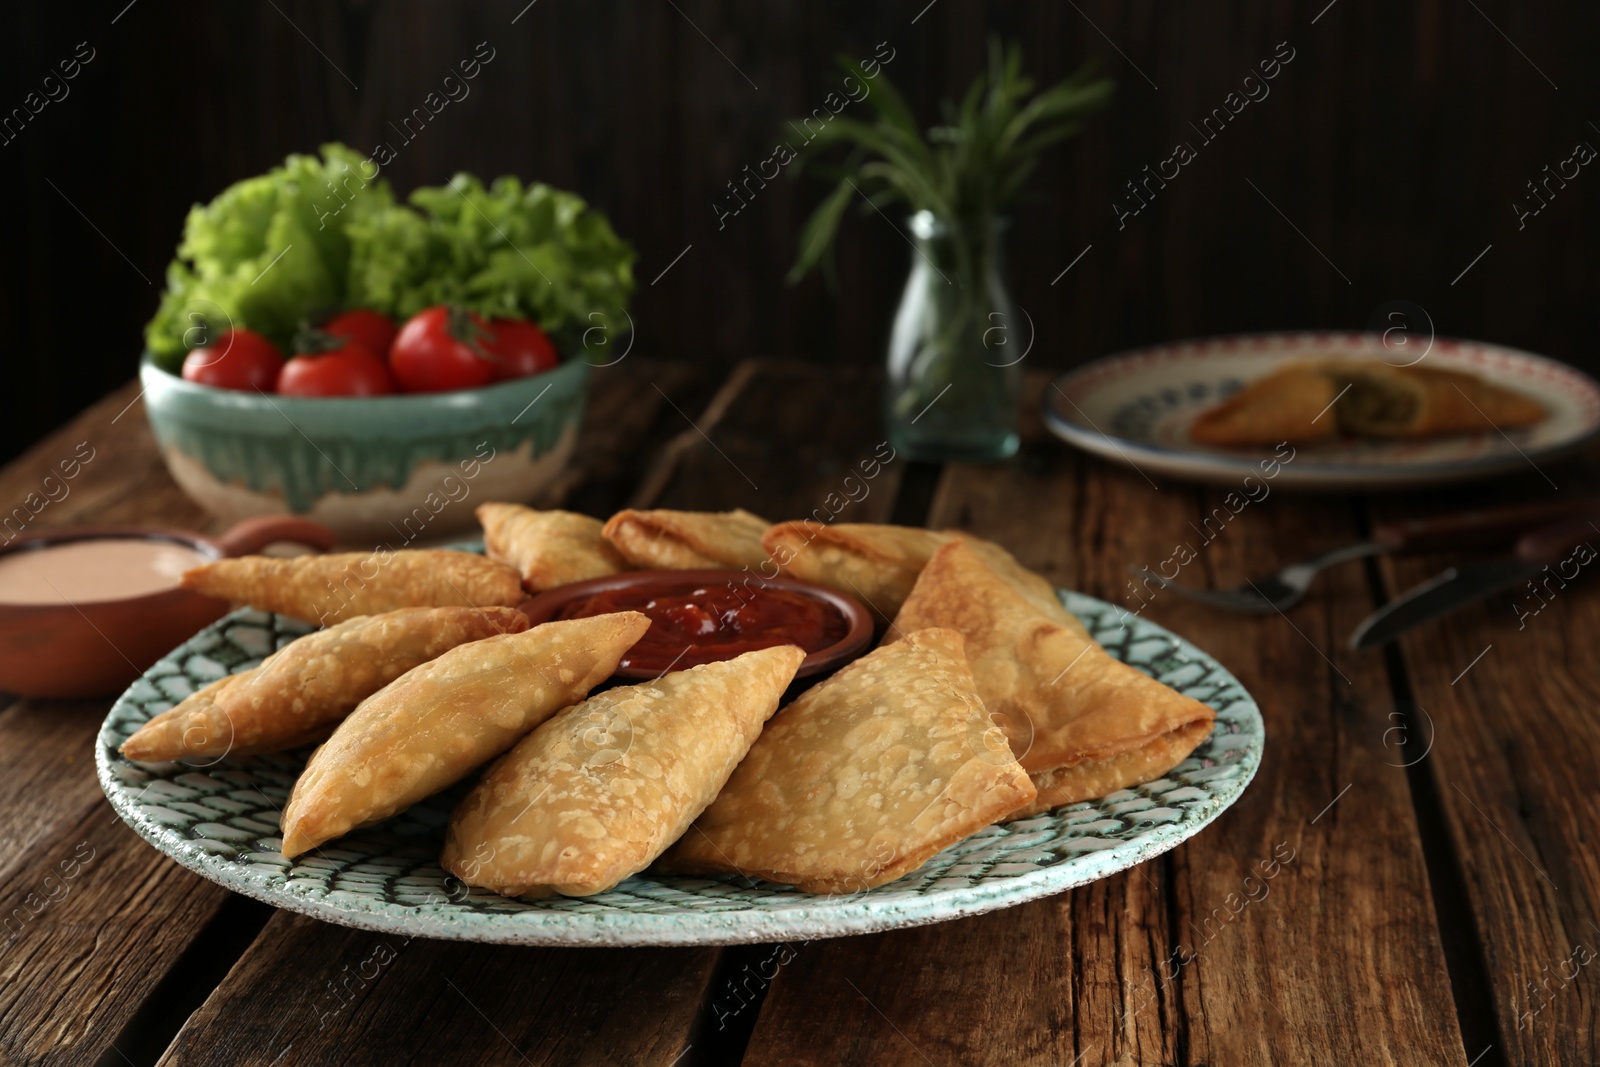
xmin=180 ymin=549 xmax=524 ymax=626
xmin=659 ymin=628 xmax=1036 ymax=892
xmin=279 ymin=611 xmax=650 ymax=857
xmin=889 ymin=540 xmax=1216 ymax=816
xmin=601 ymin=508 xmax=771 ymax=569
xmin=442 ymin=644 xmax=806 ymax=897
xmin=761 ymin=521 xmax=1082 ymax=629
xmin=477 ymin=502 xmax=627 ymax=591
xmin=1188 ymin=363 xmax=1341 ymax=447
xmin=121 ymin=606 xmax=528 ymax=762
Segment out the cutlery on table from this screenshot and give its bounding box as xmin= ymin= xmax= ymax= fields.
xmin=1348 ymin=514 xmax=1600 ymax=648
xmin=1134 ymin=497 xmax=1600 ymax=615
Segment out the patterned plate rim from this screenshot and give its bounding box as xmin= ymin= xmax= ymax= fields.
xmin=96 ymin=592 xmax=1264 ymax=947
xmin=1042 ymin=331 xmax=1600 ymax=488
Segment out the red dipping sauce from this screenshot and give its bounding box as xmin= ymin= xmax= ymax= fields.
xmin=556 ymin=577 xmax=850 ymax=673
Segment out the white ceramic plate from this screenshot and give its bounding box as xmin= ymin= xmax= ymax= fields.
xmin=97 ymin=593 xmax=1262 ymax=947
xmin=1043 ymin=332 xmax=1600 ymax=490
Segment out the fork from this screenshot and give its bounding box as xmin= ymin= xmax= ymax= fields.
xmin=1132 ymin=497 xmax=1600 ymax=614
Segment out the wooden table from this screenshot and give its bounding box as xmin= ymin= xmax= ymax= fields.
xmin=1 ymin=358 xmax=1594 ymax=1066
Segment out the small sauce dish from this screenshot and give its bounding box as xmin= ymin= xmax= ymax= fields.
xmin=521 ymin=568 xmax=873 ymax=682
xmin=0 ymin=516 xmax=334 ymax=698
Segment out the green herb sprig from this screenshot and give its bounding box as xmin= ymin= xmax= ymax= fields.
xmin=788 ymin=39 xmax=1113 ymax=283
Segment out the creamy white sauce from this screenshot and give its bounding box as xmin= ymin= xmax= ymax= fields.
xmin=0 ymin=538 xmax=210 ymax=605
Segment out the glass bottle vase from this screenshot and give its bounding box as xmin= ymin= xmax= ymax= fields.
xmin=884 ymin=211 xmax=1022 ymax=462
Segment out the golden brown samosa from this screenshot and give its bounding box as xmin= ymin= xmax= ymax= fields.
xmin=659 ymin=628 xmax=1035 ymax=892
xmin=181 ymin=549 xmax=525 ymax=626
xmin=477 ymin=503 xmax=627 ymax=592
xmin=1189 ymin=358 xmax=1545 ymax=447
xmin=120 ymin=606 xmax=528 ymax=763
xmin=762 ymin=521 xmax=1081 ymax=629
xmin=889 ymin=540 xmax=1216 ymax=817
xmin=1188 ymin=363 xmax=1341 ymax=447
xmin=279 ymin=611 xmax=650 ymax=857
xmin=601 ymin=508 xmax=770 ymax=569
xmin=442 ymin=644 xmax=806 ymax=897
xmin=1324 ymin=361 xmax=1545 ymax=438
xmin=761 ymin=522 xmax=948 ymax=620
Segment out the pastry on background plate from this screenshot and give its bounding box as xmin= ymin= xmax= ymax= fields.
xmin=1333 ymin=362 xmax=1545 ymax=438
xmin=181 ymin=549 xmax=525 ymax=626
xmin=659 ymin=628 xmax=1035 ymax=892
xmin=279 ymin=611 xmax=650 ymax=857
xmin=889 ymin=540 xmax=1216 ymax=817
xmin=1187 ymin=363 xmax=1341 ymax=447
xmin=601 ymin=508 xmax=771 ymax=570
xmin=477 ymin=502 xmax=627 ymax=591
xmin=1189 ymin=358 xmax=1545 ymax=447
xmin=120 ymin=606 xmax=527 ymax=762
xmin=442 ymin=644 xmax=806 ymax=897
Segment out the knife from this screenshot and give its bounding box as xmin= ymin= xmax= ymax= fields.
xmin=1349 ymin=515 xmax=1600 ymax=648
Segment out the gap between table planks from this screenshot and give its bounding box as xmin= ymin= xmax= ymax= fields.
xmin=1368 ymin=459 xmax=1600 ymax=1067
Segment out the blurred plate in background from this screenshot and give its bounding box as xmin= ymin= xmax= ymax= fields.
xmin=1043 ymin=332 xmax=1600 ymax=490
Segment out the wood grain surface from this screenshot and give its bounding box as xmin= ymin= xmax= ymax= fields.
xmin=743 ymin=382 xmax=1469 ymax=1066
xmin=1371 ymin=464 xmax=1600 ymax=1067
xmin=0 ymin=360 xmax=1587 ymax=1064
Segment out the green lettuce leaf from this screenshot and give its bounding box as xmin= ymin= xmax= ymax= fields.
xmin=145 ymin=143 xmax=634 ymax=370
xmin=145 ymin=144 xmax=392 ymax=369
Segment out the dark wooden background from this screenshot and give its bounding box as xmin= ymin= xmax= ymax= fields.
xmin=4 ymin=0 xmax=1596 ymax=463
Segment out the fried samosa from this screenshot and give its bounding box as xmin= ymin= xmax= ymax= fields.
xmin=760 ymin=522 xmax=948 ymax=620
xmin=181 ymin=549 xmax=525 ymax=626
xmin=761 ymin=521 xmax=1081 ymax=629
xmin=1187 ymin=363 xmax=1341 ymax=447
xmin=442 ymin=644 xmax=806 ymax=897
xmin=477 ymin=502 xmax=627 ymax=591
xmin=279 ymin=611 xmax=651 ymax=857
xmin=659 ymin=628 xmax=1035 ymax=892
xmin=1327 ymin=361 xmax=1545 ymax=438
xmin=889 ymin=540 xmax=1216 ymax=817
xmin=121 ymin=606 xmax=528 ymax=763
xmin=601 ymin=508 xmax=770 ymax=570
xmin=1189 ymin=358 xmax=1545 ymax=447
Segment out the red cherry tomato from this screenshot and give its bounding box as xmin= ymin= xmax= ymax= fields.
xmin=389 ymin=306 xmax=496 ymax=393
xmin=181 ymin=328 xmax=286 ymax=392
xmin=277 ymin=342 xmax=398 ymax=397
xmin=481 ymin=318 xmax=559 ymax=380
xmin=322 ymin=309 xmax=398 ymax=360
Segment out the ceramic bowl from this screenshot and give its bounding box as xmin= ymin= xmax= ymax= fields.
xmin=141 ymin=355 xmax=590 ymax=544
xmin=520 ymin=568 xmax=874 ymax=681
xmin=0 ymin=516 xmax=334 ymax=699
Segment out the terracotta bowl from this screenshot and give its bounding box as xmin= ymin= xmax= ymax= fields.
xmin=520 ymin=568 xmax=873 ymax=682
xmin=0 ymin=516 xmax=335 ymax=699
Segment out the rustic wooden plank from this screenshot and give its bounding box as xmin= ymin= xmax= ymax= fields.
xmin=0 ymin=361 xmax=711 ymax=1065
xmin=632 ymin=358 xmax=906 ymax=522
xmin=152 ymin=359 xmax=902 ymax=1066
xmin=0 ymin=800 xmax=234 ymax=1067
xmin=0 ymin=385 xmax=244 ymax=1067
xmin=1370 ymin=456 xmax=1600 ymax=1067
xmin=535 ymin=358 xmax=708 ymax=517
xmin=0 ymin=382 xmax=209 ymax=538
xmin=158 ymin=912 xmax=720 ymax=1067
xmin=743 ymin=376 xmax=1467 ymax=1065
xmin=0 ymin=701 xmax=120 ymax=867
